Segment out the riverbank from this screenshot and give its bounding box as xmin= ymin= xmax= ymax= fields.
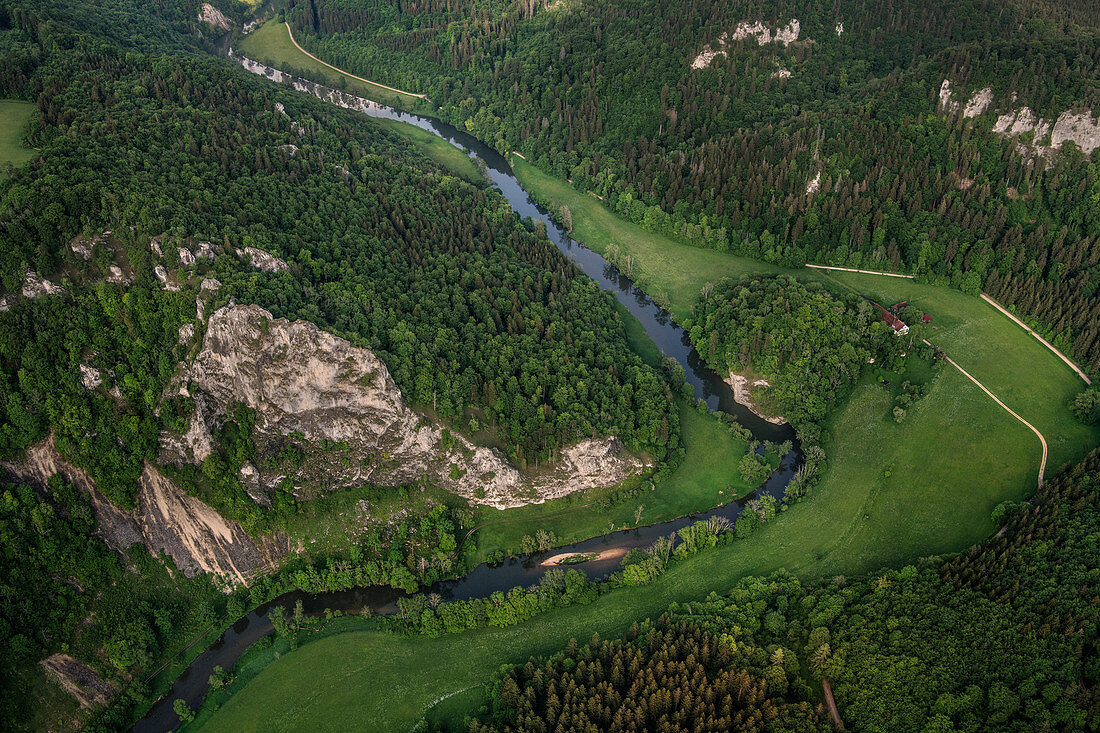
xmin=725 ymin=372 xmax=787 ymax=425
xmin=184 ymin=37 xmax=1096 ymax=732
xmin=194 ymin=69 xmax=1061 ymax=733
xmin=195 ymin=360 xmax=1038 ymax=731
xmin=237 ymin=21 xmax=434 ymax=115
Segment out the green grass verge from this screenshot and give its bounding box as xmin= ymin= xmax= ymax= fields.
xmin=198 ymin=364 xmax=1036 ymax=732
xmin=237 ymin=21 xmax=434 ymax=115
xmin=511 ymin=156 xmax=786 ymax=321
xmin=0 ymin=99 xmax=36 ymax=169
xmin=372 ymin=118 xmax=483 ymax=183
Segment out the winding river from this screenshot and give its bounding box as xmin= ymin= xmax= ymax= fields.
xmin=131 ymin=52 xmax=801 ymax=732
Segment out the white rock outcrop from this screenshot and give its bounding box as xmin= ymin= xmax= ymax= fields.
xmin=80 ymin=364 xmax=103 ymax=390
xmin=691 ymin=19 xmax=801 ymax=69
xmin=940 ymin=79 xmax=1100 ymax=157
xmin=237 ymin=246 xmax=289 ymax=273
xmin=4 ymin=436 xmax=275 ymax=584
xmin=161 ymin=305 xmax=646 ymax=508
xmin=1050 ymin=110 xmax=1100 ymax=154
xmin=22 ymin=271 xmax=65 ymax=299
xmin=963 ymin=87 xmax=992 ymax=118
xmin=805 ymin=172 xmax=822 ymax=196
xmin=198 ymin=3 xmax=233 ymax=32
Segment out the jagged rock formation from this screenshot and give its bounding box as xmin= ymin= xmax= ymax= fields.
xmin=236 ymin=246 xmax=289 ymax=273
xmin=161 ymin=304 xmax=646 ymax=508
xmin=22 ymin=270 xmax=65 ymax=299
xmin=3 ymin=436 xmax=277 ymax=584
xmin=198 ymin=3 xmax=232 ymax=32
xmin=691 ymin=19 xmax=802 ymax=69
xmin=939 ymin=80 xmax=1100 ymax=157
xmin=39 ymin=654 xmax=115 ymax=710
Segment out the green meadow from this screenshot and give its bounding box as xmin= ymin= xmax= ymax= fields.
xmin=237 ymin=21 xmax=434 ymax=114
xmin=0 ymin=100 xmax=36 ymax=169
xmin=372 ymin=118 xmax=483 ymax=183
xmin=198 ymin=51 xmax=1096 ymax=733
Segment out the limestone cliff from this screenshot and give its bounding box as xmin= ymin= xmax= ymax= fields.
xmin=161 ymin=304 xmax=646 ymax=508
xmin=3 ymin=436 xmax=277 ymax=584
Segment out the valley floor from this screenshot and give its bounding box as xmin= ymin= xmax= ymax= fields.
xmin=186 ymin=31 xmax=1098 ymax=732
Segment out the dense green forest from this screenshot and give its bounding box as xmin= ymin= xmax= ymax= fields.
xmin=0 ymin=0 xmax=678 ymax=505
xmin=463 ymin=621 xmax=827 ymax=732
xmin=283 ymin=0 xmax=1100 ymax=374
xmin=0 ymin=0 xmax=678 ymax=728
xmin=2 ymin=0 xmax=1100 ymax=730
xmin=465 ymin=445 xmax=1100 ymax=731
xmin=682 ymin=275 xmax=916 ymax=426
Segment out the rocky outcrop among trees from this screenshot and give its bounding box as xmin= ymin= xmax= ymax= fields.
xmin=4 ymin=435 xmax=276 ymax=584
xmin=161 ymin=304 xmax=646 ymax=508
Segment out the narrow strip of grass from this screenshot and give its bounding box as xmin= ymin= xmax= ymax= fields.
xmin=0 ymin=99 xmax=36 ymax=169
xmin=237 ymin=21 xmax=435 ymax=115
xmin=372 ymin=118 xmax=482 ymax=183
xmin=512 ymin=156 xmax=787 ymax=321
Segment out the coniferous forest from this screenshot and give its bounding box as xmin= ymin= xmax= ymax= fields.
xmin=467 ymin=447 xmax=1100 ymax=731
xmin=286 ymin=0 xmax=1100 ymax=372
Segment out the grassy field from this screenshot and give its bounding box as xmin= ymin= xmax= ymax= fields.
xmin=372 ymin=118 xmax=483 ymax=183
xmin=237 ymin=21 xmax=435 ymax=115
xmin=199 ymin=363 xmax=1038 ymax=733
xmin=820 ymin=271 xmax=1099 ymax=474
xmin=512 ymin=156 xmax=786 ymax=321
xmin=0 ymin=100 xmax=36 ymax=169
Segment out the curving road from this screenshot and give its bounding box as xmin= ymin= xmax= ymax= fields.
xmin=980 ymin=294 xmax=1091 ymax=385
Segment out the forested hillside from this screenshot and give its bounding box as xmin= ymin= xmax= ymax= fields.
xmin=466 ymin=445 xmax=1100 ymax=731
xmin=683 ymin=275 xmax=912 ymax=426
xmin=284 ymin=0 xmax=1100 ymax=373
xmin=0 ymin=0 xmax=678 ymax=727
xmin=0 ymin=0 xmax=677 ymax=498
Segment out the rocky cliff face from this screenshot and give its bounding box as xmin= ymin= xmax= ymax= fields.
xmin=3 ymin=436 xmax=277 ymax=585
xmin=161 ymin=304 xmax=646 ymax=508
xmin=939 ymin=80 xmax=1100 ymax=157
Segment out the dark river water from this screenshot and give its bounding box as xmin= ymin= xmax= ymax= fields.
xmin=131 ymin=51 xmax=801 ymax=732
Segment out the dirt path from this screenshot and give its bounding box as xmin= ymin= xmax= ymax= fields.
xmin=980 ymin=294 xmax=1091 ymax=385
xmin=925 ymin=339 xmax=1048 ymax=488
xmin=821 ymin=678 xmax=845 ymax=730
xmin=805 ymin=264 xmax=915 ymax=279
xmin=282 ymin=23 xmax=429 ymax=101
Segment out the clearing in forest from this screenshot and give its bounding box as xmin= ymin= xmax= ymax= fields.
xmin=237 ymin=21 xmax=433 ymax=114
xmin=0 ymin=100 xmax=36 ymax=169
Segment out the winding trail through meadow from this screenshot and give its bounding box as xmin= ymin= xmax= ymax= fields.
xmin=924 ymin=339 xmax=1048 ymax=488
